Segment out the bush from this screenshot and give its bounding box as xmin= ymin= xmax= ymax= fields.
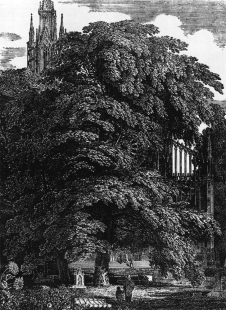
xmin=0 ymin=286 xmax=80 ymax=310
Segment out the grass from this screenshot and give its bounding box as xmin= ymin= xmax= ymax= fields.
xmin=80 ymin=285 xmax=226 ymax=309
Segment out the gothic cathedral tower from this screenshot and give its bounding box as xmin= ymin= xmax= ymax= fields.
xmin=27 ymin=0 xmax=65 ymax=73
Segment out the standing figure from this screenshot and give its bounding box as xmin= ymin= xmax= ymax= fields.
xmin=123 ymin=275 xmax=135 ymax=302
xmin=116 ymin=286 xmax=124 ymax=301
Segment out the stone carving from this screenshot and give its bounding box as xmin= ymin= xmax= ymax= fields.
xmin=73 ymin=268 xmax=86 ymax=288
xmin=101 ymin=271 xmax=109 ymax=286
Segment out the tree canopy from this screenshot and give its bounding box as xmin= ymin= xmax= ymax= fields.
xmin=0 ymin=21 xmax=223 ymax=284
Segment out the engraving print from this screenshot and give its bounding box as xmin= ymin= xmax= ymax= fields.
xmin=0 ymin=1 xmax=226 ymax=309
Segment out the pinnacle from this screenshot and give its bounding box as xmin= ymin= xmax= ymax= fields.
xmin=30 ymin=14 xmax=34 ymax=29
xmin=60 ymin=13 xmax=64 ymax=27
xmin=59 ymin=13 xmax=65 ymax=38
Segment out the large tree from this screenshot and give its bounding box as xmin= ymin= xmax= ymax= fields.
xmin=0 ymin=21 xmax=223 ymax=285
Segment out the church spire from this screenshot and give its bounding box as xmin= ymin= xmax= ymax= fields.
xmin=59 ymin=14 xmax=65 ymax=38
xmin=28 ymin=0 xmax=65 ymax=73
xmin=30 ymin=13 xmax=34 ymax=28
xmin=29 ymin=14 xmax=35 ymax=42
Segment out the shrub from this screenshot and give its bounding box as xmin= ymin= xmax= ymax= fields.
xmin=0 ymin=286 xmax=81 ymax=310
xmin=0 ymin=262 xmax=25 ymax=309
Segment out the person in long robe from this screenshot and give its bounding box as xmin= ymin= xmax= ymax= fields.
xmin=123 ymin=275 xmax=135 ymax=302
xmin=116 ymin=286 xmax=124 ymax=301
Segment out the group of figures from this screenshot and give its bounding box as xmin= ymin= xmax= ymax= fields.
xmin=116 ymin=276 xmax=135 ymax=302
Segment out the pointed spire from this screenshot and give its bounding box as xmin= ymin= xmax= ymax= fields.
xmin=59 ymin=13 xmax=65 ymax=38
xmin=30 ymin=14 xmax=34 ymax=28
xmin=29 ymin=14 xmax=35 ymax=43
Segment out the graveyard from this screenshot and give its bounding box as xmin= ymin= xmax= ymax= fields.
xmin=2 ymin=280 xmax=226 ymax=309
xmin=1 ymin=260 xmax=226 ymax=309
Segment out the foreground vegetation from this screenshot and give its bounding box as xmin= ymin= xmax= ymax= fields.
xmin=1 ymin=285 xmax=226 ymax=310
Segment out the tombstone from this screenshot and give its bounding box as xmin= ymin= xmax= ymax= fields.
xmin=101 ymin=271 xmax=109 ymax=286
xmin=73 ymin=268 xmax=86 ymax=288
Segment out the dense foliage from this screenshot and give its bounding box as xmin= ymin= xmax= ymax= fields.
xmin=0 ymin=286 xmax=79 ymax=310
xmin=0 ymin=20 xmax=223 ymax=284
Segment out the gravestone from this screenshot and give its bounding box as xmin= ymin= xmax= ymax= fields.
xmin=73 ymin=268 xmax=86 ymax=288
xmin=101 ymin=271 xmax=109 ymax=286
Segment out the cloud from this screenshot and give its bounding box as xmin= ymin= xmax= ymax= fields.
xmin=150 ymin=14 xmax=226 ymax=100
xmin=55 ymin=2 xmax=131 ymax=33
xmin=60 ymin=0 xmax=226 ymax=47
xmin=0 ymin=33 xmax=22 ymax=41
xmin=0 ymin=47 xmax=26 ymax=70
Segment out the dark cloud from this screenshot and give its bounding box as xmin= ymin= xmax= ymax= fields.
xmin=0 ymin=47 xmax=26 ymax=70
xmin=59 ymin=0 xmax=226 ymax=47
xmin=0 ymin=32 xmax=22 ymax=41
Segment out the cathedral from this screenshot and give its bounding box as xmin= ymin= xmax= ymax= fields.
xmin=27 ymin=0 xmax=66 ymax=73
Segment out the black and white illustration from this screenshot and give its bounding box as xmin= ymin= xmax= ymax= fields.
xmin=1 ymin=1 xmax=226 ymax=309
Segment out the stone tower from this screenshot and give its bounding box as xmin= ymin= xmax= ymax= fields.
xmin=27 ymin=0 xmax=65 ymax=73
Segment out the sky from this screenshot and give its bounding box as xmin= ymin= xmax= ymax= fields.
xmin=0 ymin=0 xmax=226 ymax=102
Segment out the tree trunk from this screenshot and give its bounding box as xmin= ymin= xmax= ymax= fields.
xmin=56 ymin=252 xmax=70 ymax=284
xmin=93 ymin=251 xmax=110 ymax=287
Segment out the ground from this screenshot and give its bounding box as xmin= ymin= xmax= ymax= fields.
xmin=83 ymin=285 xmax=226 ymax=309
xmin=2 ymin=284 xmax=226 ymax=309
